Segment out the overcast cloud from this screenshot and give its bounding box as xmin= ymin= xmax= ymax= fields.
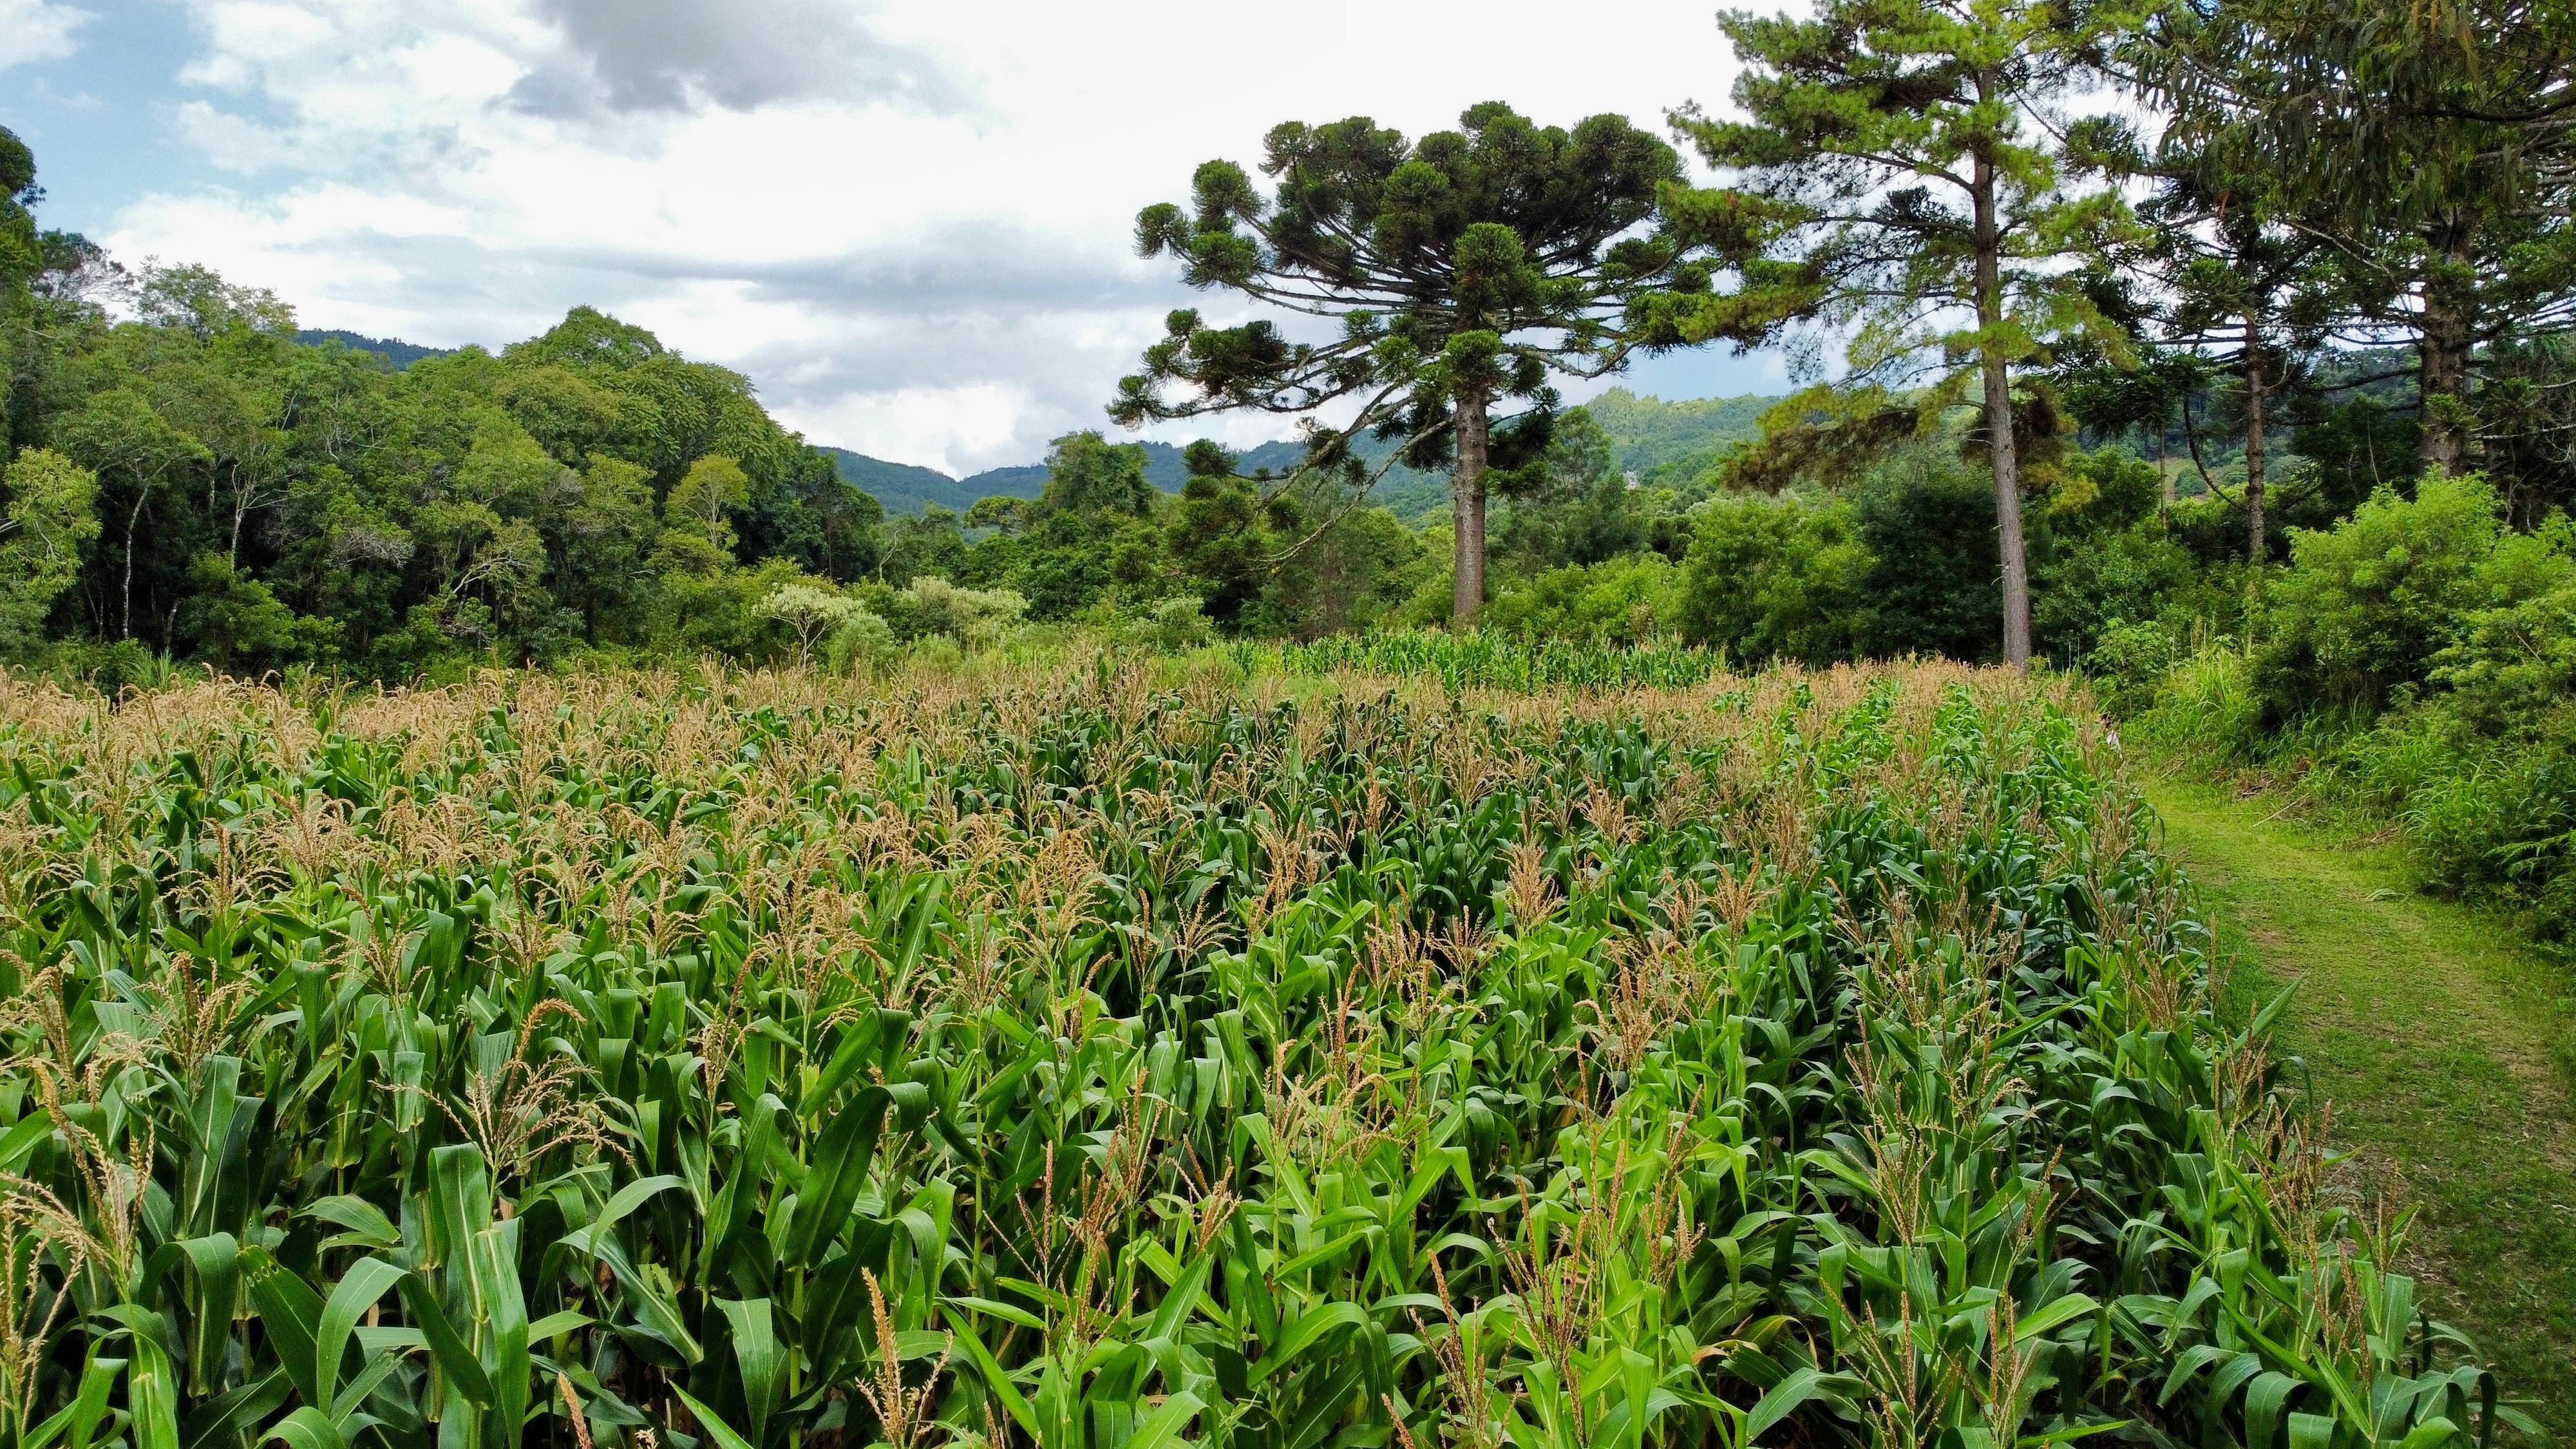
xmin=10 ymin=0 xmax=1791 ymax=474
xmin=1 ymin=0 xmax=93 ymax=70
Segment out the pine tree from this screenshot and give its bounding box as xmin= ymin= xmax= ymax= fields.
xmin=1113 ymin=102 xmax=1681 ymax=627
xmin=1640 ymin=0 xmax=2138 ymax=667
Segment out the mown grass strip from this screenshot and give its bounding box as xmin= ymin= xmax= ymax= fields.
xmin=2145 ymin=771 xmax=2576 ymax=1437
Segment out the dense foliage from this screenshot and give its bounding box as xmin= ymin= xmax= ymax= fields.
xmin=0 ymin=652 xmax=2519 ymax=1448
xmin=2116 ymin=473 xmax=2576 ymax=943
xmin=0 ymin=193 xmax=1447 ymax=675
xmin=0 ymin=256 xmax=886 ymax=680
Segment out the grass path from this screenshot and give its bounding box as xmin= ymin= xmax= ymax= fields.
xmin=2141 ymin=773 xmax=2576 ymax=1434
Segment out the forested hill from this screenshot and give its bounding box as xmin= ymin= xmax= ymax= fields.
xmin=833 ymin=388 xmax=1777 ymax=518
xmin=826 ymin=439 xmax=1458 ymax=518
xmin=1584 ymin=388 xmax=1776 ymax=480
xmin=294 ymin=329 xmax=456 ymax=369
xmin=278 ymin=328 xmax=1774 ymax=518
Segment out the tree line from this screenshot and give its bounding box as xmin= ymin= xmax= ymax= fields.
xmin=1117 ymin=0 xmax=2574 ymax=667
xmin=3 ymin=0 xmax=2571 ymax=677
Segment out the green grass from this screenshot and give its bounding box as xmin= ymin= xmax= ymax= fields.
xmin=2143 ymin=771 xmax=2576 ymax=1437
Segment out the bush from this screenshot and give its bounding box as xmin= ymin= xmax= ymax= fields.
xmin=2114 ymin=477 xmax=2576 ymax=934
xmin=2425 ymin=516 xmax=2576 ymax=739
xmin=2084 ymin=618 xmax=2182 ymax=717
xmin=2129 ymin=645 xmax=2266 ymax=759
xmin=1113 ymin=594 xmax=1218 ymax=652
xmin=892 ymin=575 xmax=1027 ymax=644
xmin=2395 ymin=744 xmax=2576 ymax=929
xmin=2034 ymin=521 xmax=2201 ymax=665
xmin=1678 ymin=491 xmax=1872 ymax=663
xmin=822 ymin=609 xmax=898 ymax=674
xmin=2255 ymin=474 xmax=2515 ymax=717
xmin=1484 ymin=553 xmax=1682 ymax=645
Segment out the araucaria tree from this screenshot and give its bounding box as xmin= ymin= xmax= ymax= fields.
xmin=1643 ymin=0 xmax=2135 ymax=667
xmin=2143 ymin=0 xmax=2576 ymax=480
xmin=1112 ymin=102 xmax=1681 ymax=627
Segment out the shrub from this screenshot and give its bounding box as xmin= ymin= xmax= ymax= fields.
xmin=1115 ymin=594 xmax=1218 ymax=652
xmin=2130 ymin=644 xmax=2266 ymax=759
xmin=1678 ymin=491 xmax=1872 ymax=663
xmin=892 ymin=574 xmax=1027 ymax=643
xmin=2085 ymin=618 xmax=2181 ymax=716
xmin=2425 ymin=516 xmax=2576 ymax=739
xmin=2035 ymin=521 xmax=2201 ymax=665
xmin=2256 ymin=473 xmax=2511 ymax=717
xmin=1484 ymin=553 xmax=1682 ymax=645
xmin=821 ymin=609 xmax=898 ymax=674
xmin=2395 ymin=744 xmax=2576 ymax=923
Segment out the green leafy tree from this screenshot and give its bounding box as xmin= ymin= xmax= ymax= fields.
xmin=1164 ymin=442 xmax=1275 ymax=630
xmin=1645 ymin=0 xmax=2137 ymax=666
xmin=881 ymin=507 xmax=968 ymax=588
xmin=1492 ymin=408 xmax=1651 ymax=568
xmin=0 ymin=448 xmax=99 ymax=651
xmin=757 ymin=580 xmax=871 ymax=663
xmin=546 ymin=455 xmax=662 ymax=643
xmin=53 ymin=386 xmax=209 ymax=640
xmin=896 ymin=575 xmax=1026 ymax=643
xmin=0 ymin=126 xmax=38 ymax=444
xmin=664 ymin=454 xmax=752 ymax=557
xmin=1114 ymin=102 xmax=1683 ymax=627
xmin=1036 ymin=431 xmax=1153 ymax=518
xmin=963 ymin=495 xmax=1032 ymax=535
xmin=1679 ymin=492 xmax=1874 ymax=663
xmin=130 ymin=260 xmax=297 ymax=341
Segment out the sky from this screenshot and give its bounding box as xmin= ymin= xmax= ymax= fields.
xmin=3 ymin=0 xmax=1794 ymax=476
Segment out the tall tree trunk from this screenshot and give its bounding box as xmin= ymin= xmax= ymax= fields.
xmin=2418 ymin=222 xmax=2474 ymax=475
xmin=120 ymin=484 xmax=149 ymax=642
xmin=1972 ymin=150 xmax=2031 ymax=670
xmin=2243 ymin=313 xmax=2266 ymax=566
xmin=1452 ymin=390 xmax=1489 ymax=630
xmin=2155 ymin=422 xmax=2173 ymax=507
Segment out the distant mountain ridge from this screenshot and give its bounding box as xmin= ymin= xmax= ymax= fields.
xmin=832 ymin=389 xmax=1777 ymax=519
xmin=296 ymin=330 xmax=457 ymax=369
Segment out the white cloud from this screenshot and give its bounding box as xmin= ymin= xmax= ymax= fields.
xmin=100 ymin=0 xmax=1761 ymax=475
xmin=0 ymin=0 xmax=92 ymax=70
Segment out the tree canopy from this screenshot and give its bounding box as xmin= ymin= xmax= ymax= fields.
xmin=1113 ymin=102 xmax=1683 ymax=626
xmin=1640 ymin=0 xmax=2137 ymax=667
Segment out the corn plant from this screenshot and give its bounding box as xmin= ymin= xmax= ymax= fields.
xmin=0 ymin=653 xmax=2528 ymax=1449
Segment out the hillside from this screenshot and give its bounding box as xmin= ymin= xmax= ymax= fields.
xmin=1583 ymin=387 xmax=1774 ymax=482
xmin=295 ymin=329 xmax=457 ymax=369
xmin=833 ymin=390 xmax=1769 ymax=522
xmin=820 ymin=448 xmax=997 ymax=515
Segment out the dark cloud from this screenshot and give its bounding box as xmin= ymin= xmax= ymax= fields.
xmin=509 ymin=0 xmax=968 ymax=118
xmin=527 ymin=222 xmax=1179 ymax=316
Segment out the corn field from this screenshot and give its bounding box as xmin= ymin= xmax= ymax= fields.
xmin=1258 ymin=634 xmax=1727 ymax=694
xmin=0 ymin=651 xmax=2526 ymax=1449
